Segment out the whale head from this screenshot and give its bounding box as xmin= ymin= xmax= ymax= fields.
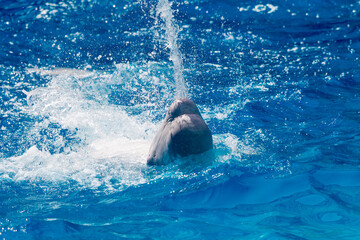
xmin=147 ymin=98 xmax=213 ymax=166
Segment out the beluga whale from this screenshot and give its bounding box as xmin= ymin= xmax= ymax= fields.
xmin=147 ymin=98 xmax=213 ymax=165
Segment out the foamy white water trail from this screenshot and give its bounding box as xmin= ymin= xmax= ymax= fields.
xmin=156 ymin=0 xmax=187 ymax=98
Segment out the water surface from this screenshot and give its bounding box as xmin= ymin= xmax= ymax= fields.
xmin=1 ymin=0 xmax=360 ymax=239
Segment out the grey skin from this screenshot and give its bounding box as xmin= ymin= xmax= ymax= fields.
xmin=147 ymin=98 xmax=213 ymax=165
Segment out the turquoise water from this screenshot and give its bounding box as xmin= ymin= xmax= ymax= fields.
xmin=1 ymin=0 xmax=360 ymax=239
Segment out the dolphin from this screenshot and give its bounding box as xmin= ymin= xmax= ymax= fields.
xmin=147 ymin=98 xmax=213 ymax=165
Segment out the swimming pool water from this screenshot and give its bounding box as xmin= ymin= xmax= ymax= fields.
xmin=1 ymin=0 xmax=360 ymax=239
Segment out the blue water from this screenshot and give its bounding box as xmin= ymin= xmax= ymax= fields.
xmin=1 ymin=0 xmax=360 ymax=239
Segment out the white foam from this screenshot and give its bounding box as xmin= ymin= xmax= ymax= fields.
xmin=1 ymin=144 xmax=149 ymax=189
xmin=214 ymin=133 xmax=259 ymax=162
xmin=0 ymin=65 xmax=162 ymax=190
xmin=27 ymin=67 xmax=93 ymax=78
xmin=88 ymin=137 xmax=150 ymax=160
xmin=25 ymin=71 xmax=152 ymax=141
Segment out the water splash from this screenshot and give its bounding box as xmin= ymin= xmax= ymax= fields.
xmin=0 ymin=65 xmax=165 ymax=189
xmin=156 ymin=0 xmax=187 ymax=99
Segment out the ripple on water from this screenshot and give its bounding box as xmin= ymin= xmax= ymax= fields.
xmin=296 ymin=194 xmax=327 ymax=206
